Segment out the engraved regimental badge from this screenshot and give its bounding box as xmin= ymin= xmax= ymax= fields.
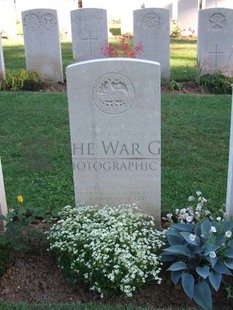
xmin=93 ymin=73 xmax=135 ymax=115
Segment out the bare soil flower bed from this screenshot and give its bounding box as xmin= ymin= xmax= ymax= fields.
xmin=0 ymin=231 xmax=232 ymax=309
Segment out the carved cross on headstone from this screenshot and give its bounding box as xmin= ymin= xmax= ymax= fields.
xmin=0 ymin=158 xmax=7 ymax=233
xmin=208 ymin=44 xmax=224 ymax=67
xmin=82 ymin=29 xmax=98 ymax=56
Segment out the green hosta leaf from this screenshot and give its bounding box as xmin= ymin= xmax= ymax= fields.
xmin=206 ymin=255 xmax=218 ymax=268
xmin=213 ymin=261 xmax=232 ymax=275
xmin=180 ymin=231 xmax=200 ymax=246
xmin=196 ymin=266 xmax=210 ymax=279
xmin=166 ymin=234 xmax=185 ymax=246
xmin=201 ymin=219 xmax=212 ymax=238
xmin=215 ymin=235 xmax=225 ymax=246
xmin=163 ymin=245 xmax=190 ymax=256
xmin=194 ymin=222 xmax=201 ymax=236
xmin=224 ymin=248 xmax=233 ymax=258
xmin=166 ymin=229 xmax=181 ymax=237
xmin=209 ymin=271 xmax=222 ymax=291
xmin=171 ymin=270 xmax=183 ymax=285
xmin=228 ymin=240 xmax=233 ymax=247
xmin=224 ymin=258 xmax=233 ymax=269
xmin=193 ymin=281 xmax=212 ymax=310
xmin=182 ymin=272 xmax=194 ymax=299
xmin=171 ymin=223 xmax=194 ymax=232
xmin=224 ymin=221 xmax=233 ymax=231
xmin=203 ymin=245 xmax=219 ymax=256
xmin=167 ymin=261 xmax=187 ymax=271
xmin=192 ymin=247 xmax=203 ymax=254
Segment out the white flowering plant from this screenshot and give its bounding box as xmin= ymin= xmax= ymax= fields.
xmin=163 ymin=191 xmax=226 ymax=224
xmin=47 ymin=204 xmax=165 ymax=298
xmin=161 ymin=218 xmax=233 ymax=310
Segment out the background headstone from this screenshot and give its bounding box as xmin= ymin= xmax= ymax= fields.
xmin=226 ymin=90 xmax=233 ymax=219
xmin=82 ymin=0 xmax=141 ymax=33
xmin=177 ymin=0 xmax=199 ymax=36
xmin=22 ymin=8 xmax=63 ymax=82
xmin=133 ymin=8 xmax=170 ymax=80
xmin=67 ymin=58 xmax=161 ymax=226
xmin=16 ymin=0 xmax=78 ymax=38
xmin=0 ymin=37 xmax=5 ymax=80
xmin=205 ymin=0 xmax=233 ymax=9
xmin=197 ymin=8 xmax=233 ymax=75
xmin=0 ymin=158 xmax=7 ymax=232
xmin=143 ymin=0 xmax=173 ymax=32
xmin=120 ymin=0 xmax=141 ymax=34
xmin=71 ymin=8 xmax=108 ymax=62
xmin=0 ymin=0 xmax=17 ymax=38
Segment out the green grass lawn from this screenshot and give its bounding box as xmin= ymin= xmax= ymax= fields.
xmin=0 ymin=92 xmax=230 ymax=216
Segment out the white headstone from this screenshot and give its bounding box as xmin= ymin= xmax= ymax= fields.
xmin=133 ymin=8 xmax=170 ymax=80
xmin=16 ymin=0 xmax=78 ymax=38
xmin=0 ymin=0 xmax=17 ymax=38
xmin=120 ymin=0 xmax=141 ymax=34
xmin=226 ymin=89 xmax=233 ymax=219
xmin=178 ymin=0 xmax=199 ymax=36
xmin=198 ymin=8 xmax=233 ymax=75
xmin=22 ymin=8 xmax=63 ymax=82
xmin=205 ymin=0 xmax=233 ymax=9
xmin=67 ymin=58 xmax=161 ymax=226
xmin=82 ymin=0 xmax=116 ymax=20
xmin=0 ymin=37 xmax=5 ymax=80
xmin=0 ymin=158 xmax=7 ymax=232
xmin=143 ymin=0 xmax=173 ymax=30
xmin=71 ymin=8 xmax=108 ymax=62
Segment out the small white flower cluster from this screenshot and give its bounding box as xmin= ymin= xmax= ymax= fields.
xmin=164 ymin=191 xmax=226 ymax=224
xmin=48 ymin=204 xmax=165 ymax=298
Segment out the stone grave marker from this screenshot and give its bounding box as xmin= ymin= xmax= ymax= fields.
xmin=197 ymin=8 xmax=233 ymax=75
xmin=133 ymin=8 xmax=170 ymax=80
xmin=67 ymin=58 xmax=161 ymax=226
xmin=143 ymin=0 xmax=173 ymax=31
xmin=22 ymin=8 xmax=63 ymax=82
xmin=0 ymin=36 xmax=5 ymax=80
xmin=70 ymin=8 xmax=108 ymax=62
xmin=0 ymin=0 xmax=17 ymax=38
xmin=178 ymin=0 xmax=199 ymax=36
xmin=226 ymin=89 xmax=233 ymax=219
xmin=205 ymin=0 xmax=233 ymax=9
xmin=0 ymin=158 xmax=7 ymax=232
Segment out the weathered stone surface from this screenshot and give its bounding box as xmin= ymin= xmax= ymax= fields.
xmin=133 ymin=8 xmax=170 ymax=80
xmin=198 ymin=8 xmax=233 ymax=75
xmin=67 ymin=58 xmax=161 ymax=226
xmin=70 ymin=8 xmax=108 ymax=62
xmin=0 ymin=158 xmax=7 ymax=232
xmin=177 ymin=0 xmax=199 ymax=36
xmin=22 ymin=8 xmax=63 ymax=82
xmin=0 ymin=37 xmax=5 ymax=80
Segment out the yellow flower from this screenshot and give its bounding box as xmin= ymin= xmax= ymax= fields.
xmin=17 ymin=196 xmax=24 ymax=203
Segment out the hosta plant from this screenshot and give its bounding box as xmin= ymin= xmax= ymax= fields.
xmin=48 ymin=204 xmax=164 ymax=298
xmin=161 ymin=218 xmax=233 ymax=310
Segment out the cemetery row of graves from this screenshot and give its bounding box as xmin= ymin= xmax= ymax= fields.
xmin=1 ymin=6 xmax=233 ymax=310
xmin=2 ymin=7 xmax=233 ymax=83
